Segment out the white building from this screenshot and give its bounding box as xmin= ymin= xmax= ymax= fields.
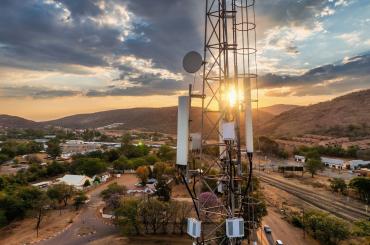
xmin=32 ymin=181 xmax=51 ymax=189
xmin=321 ymin=157 xmax=345 ymax=169
xmin=57 ymin=174 xmax=92 ymax=190
xmin=294 ymin=155 xmax=306 ymax=163
xmin=347 ymin=160 xmax=370 ymax=170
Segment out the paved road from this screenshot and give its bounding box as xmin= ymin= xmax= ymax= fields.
xmin=258 ymin=172 xmax=369 ymax=221
xmin=257 ymin=208 xmax=319 ymax=245
xmin=39 ymin=183 xmax=118 ymax=245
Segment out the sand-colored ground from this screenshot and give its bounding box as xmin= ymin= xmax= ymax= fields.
xmin=0 ymin=174 xmax=137 ymax=244
xmin=89 ymin=234 xmax=191 ymax=245
xmin=0 ymin=207 xmax=79 ymax=245
xmin=260 ymin=208 xmax=319 ymax=245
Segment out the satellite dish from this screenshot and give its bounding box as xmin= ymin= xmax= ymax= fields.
xmin=183 ymin=51 xmax=203 ymax=73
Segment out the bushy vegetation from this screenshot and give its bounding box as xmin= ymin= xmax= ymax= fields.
xmin=303 ymin=210 xmax=351 ymax=245
xmin=295 ymin=145 xmax=358 ymax=159
xmin=0 ymin=181 xmax=85 ymax=231
xmin=101 ymin=182 xmax=127 ymax=201
xmin=70 ymin=157 xmax=107 ymax=177
xmin=329 ymin=178 xmax=347 ymax=195
xmin=46 ymin=139 xmax=61 ymax=158
xmin=314 ymin=123 xmax=370 ymax=138
xmin=0 ymin=140 xmax=43 ymax=164
xmin=349 ymin=177 xmax=370 ymax=204
xmin=290 ymin=210 xmax=370 ymax=244
xmin=115 ymin=197 xmax=192 ymax=235
xmin=258 ymin=136 xmax=288 ymax=159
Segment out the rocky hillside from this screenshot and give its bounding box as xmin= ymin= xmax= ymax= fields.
xmin=259 ymin=104 xmax=300 ymax=116
xmin=258 ymin=89 xmax=370 ymax=137
xmin=1 ymin=89 xmax=370 ymax=138
xmin=0 ymin=115 xmax=40 ymax=129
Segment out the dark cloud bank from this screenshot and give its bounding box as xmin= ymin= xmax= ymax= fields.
xmin=0 ymin=0 xmax=368 ymax=98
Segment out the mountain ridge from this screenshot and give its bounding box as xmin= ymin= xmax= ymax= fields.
xmin=1 ymin=89 xmax=370 ymax=138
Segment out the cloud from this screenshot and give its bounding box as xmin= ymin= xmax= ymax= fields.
xmin=86 ymin=77 xmax=186 ymax=97
xmin=0 ymin=0 xmax=367 ymax=101
xmin=0 ymin=0 xmax=201 ymax=97
xmin=260 ymin=52 xmax=370 ymax=96
xmin=333 ymin=0 xmax=350 ymax=7
xmin=320 ymin=6 xmax=335 ymax=17
xmin=0 ymin=85 xmax=80 ymax=99
xmin=337 ymin=32 xmax=361 ymax=43
xmin=260 ymin=22 xmax=324 ymax=55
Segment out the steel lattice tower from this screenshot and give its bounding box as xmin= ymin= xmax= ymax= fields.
xmin=179 ymin=0 xmax=258 ymax=244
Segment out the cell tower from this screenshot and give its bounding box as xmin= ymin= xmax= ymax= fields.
xmin=177 ymin=0 xmax=258 ymax=244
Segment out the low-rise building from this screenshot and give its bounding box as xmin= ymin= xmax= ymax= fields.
xmin=347 ymin=160 xmax=370 ymax=170
xmin=32 ymin=181 xmax=51 ymax=189
xmin=57 ymin=174 xmax=92 ymax=190
xmin=294 ymin=155 xmax=306 ymax=163
xmin=321 ymin=157 xmax=345 ymax=169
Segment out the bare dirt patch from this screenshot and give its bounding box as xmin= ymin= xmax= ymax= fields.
xmin=89 ymin=234 xmax=191 ymax=245
xmin=0 ymin=208 xmax=79 ymax=245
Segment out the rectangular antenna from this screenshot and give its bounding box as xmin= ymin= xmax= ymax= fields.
xmin=176 ymin=96 xmax=190 ymax=166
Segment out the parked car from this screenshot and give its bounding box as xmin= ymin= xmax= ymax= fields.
xmin=263 ymin=225 xmax=272 ymax=233
xmin=275 ymin=240 xmax=283 ymax=245
xmin=147 ymin=178 xmax=157 ymax=184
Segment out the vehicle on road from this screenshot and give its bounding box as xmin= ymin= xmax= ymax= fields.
xmin=263 ymin=225 xmax=272 ymax=233
xmin=275 ymin=240 xmax=283 ymax=245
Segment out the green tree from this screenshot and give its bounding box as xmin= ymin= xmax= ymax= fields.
xmin=0 ymin=140 xmax=17 ymax=158
xmin=121 ymin=144 xmax=149 ymax=159
xmin=258 ymin=136 xmax=288 ymax=159
xmin=104 ymin=149 xmax=120 ymax=162
xmin=145 ymin=155 xmax=159 ymax=165
xmin=0 ymin=153 xmax=10 ymax=164
xmin=0 ymin=192 xmax=26 ymax=223
xmin=349 ymin=177 xmax=370 ymax=203
xmin=353 ymin=220 xmax=370 ymax=236
xmin=0 ymin=209 xmax=7 ymax=227
xmin=46 ymin=139 xmax=61 ymax=158
xmin=157 ymin=145 xmax=175 ymax=162
xmin=73 ymin=192 xmax=88 ymax=210
xmin=155 ymin=179 xmax=171 ymax=201
xmin=71 ymin=158 xmax=107 ymax=177
xmin=17 ymin=187 xmax=50 ymax=237
xmin=113 ymin=156 xmax=129 ymax=172
xmin=305 ymin=158 xmax=324 ymax=178
xmin=121 ymin=133 xmax=132 ymax=146
xmin=47 ymin=185 xmax=64 ymax=214
xmin=115 ymin=197 xmax=141 ymax=235
xmin=83 ymin=179 xmax=91 ymax=187
xmin=101 ymin=183 xmax=127 ymax=200
xmin=329 ymin=178 xmax=347 ymax=195
xmin=304 ymin=210 xmax=350 ymax=245
xmin=47 ymin=183 xmax=74 ymax=212
xmin=131 ymin=157 xmax=146 ymax=169
xmin=46 ymin=161 xmax=66 ymax=177
xmin=153 ymin=162 xmax=167 ymax=179
xmin=33 ymin=191 xmax=49 ymax=237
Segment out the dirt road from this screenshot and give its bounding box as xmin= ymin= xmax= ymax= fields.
xmin=259 ymin=208 xmax=319 ymax=245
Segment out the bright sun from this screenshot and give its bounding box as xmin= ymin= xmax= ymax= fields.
xmin=228 ymin=87 xmax=237 ymax=108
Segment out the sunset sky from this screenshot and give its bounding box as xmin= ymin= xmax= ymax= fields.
xmin=0 ymin=0 xmax=370 ymax=121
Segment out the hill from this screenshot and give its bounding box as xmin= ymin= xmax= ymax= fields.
xmin=259 ymin=89 xmax=370 ymax=137
xmin=44 ymin=107 xmax=274 ymax=136
xmin=1 ymin=89 xmax=370 ymax=138
xmin=259 ymin=104 xmax=300 ymax=116
xmin=0 ymin=115 xmax=40 ymax=129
